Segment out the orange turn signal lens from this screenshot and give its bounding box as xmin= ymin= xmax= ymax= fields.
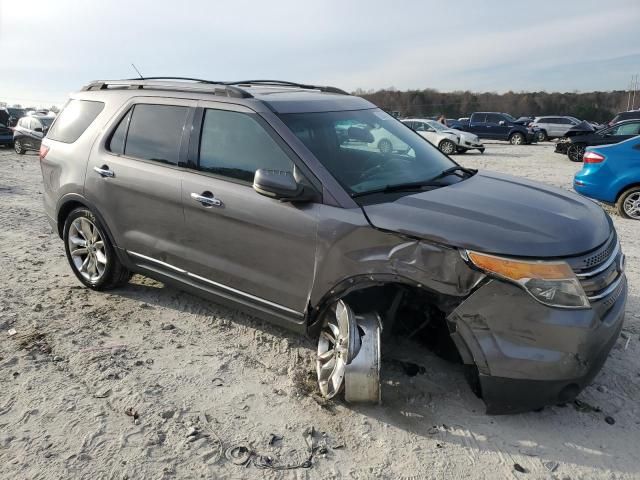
xmin=467 ymin=251 xmax=574 ymax=281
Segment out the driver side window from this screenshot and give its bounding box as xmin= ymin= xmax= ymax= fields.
xmin=199 ymin=109 xmax=293 ymax=183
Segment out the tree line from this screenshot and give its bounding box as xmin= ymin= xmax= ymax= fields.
xmin=355 ymin=88 xmax=634 ymax=122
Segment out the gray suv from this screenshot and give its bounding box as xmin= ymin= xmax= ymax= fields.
xmin=531 ymin=116 xmax=581 ymax=141
xmin=40 ymin=78 xmax=627 ymax=414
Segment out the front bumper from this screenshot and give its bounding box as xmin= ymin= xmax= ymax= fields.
xmin=448 ymin=275 xmax=627 ymax=414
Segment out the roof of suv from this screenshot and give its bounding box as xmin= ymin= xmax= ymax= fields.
xmin=80 ymin=78 xmax=375 ymax=114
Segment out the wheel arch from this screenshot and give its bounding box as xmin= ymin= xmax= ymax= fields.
xmin=616 ymin=182 xmax=640 ymax=202
xmin=55 ymin=194 xmax=123 ymax=263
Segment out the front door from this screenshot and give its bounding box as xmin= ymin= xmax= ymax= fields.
xmin=84 ymin=98 xmax=195 ymax=266
xmin=179 ymin=102 xmax=318 ymax=315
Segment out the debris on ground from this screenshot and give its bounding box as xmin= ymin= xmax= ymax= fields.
xmin=605 ymin=416 xmax=616 ymax=425
xmin=514 ymin=463 xmax=527 ymax=473
xmin=7 ymin=328 xmax=17 ymax=337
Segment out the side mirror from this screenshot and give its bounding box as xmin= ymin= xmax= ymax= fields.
xmin=253 ymin=169 xmax=313 ymax=202
xmin=498 ymin=120 xmax=506 ymax=126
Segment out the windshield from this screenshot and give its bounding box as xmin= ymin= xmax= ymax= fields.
xmin=278 ymin=109 xmax=455 ymax=195
xmin=426 ymin=120 xmax=448 ymax=132
xmin=503 ymin=113 xmax=516 ymax=122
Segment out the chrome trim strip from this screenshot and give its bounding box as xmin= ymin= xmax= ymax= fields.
xmin=575 ymin=241 xmax=621 ymax=279
xmin=587 ymin=273 xmax=625 ymax=301
xmin=129 ymin=251 xmax=187 ymax=274
xmin=127 ymin=251 xmax=303 ymax=318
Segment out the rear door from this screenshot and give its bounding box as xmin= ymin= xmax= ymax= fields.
xmin=179 ymin=101 xmax=319 ymax=315
xmin=84 ymin=98 xmax=195 ymax=266
xmin=468 ymin=113 xmax=486 ymax=137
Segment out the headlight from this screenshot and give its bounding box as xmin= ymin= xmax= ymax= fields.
xmin=466 ymin=250 xmax=590 ymax=309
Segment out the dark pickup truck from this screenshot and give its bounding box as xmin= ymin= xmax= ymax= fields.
xmin=460 ymin=112 xmax=537 ymax=145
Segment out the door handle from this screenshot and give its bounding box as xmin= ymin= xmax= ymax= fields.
xmin=94 ymin=165 xmax=115 ymax=178
xmin=190 ymin=191 xmax=223 ymax=208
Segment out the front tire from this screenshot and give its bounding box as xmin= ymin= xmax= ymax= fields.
xmin=567 ymin=143 xmax=586 ymax=162
xmin=63 ymin=207 xmax=131 ymax=290
xmin=509 ymin=132 xmax=525 ymax=145
xmin=14 ymin=140 xmax=26 ymax=154
xmin=616 ymin=187 xmax=640 ymax=220
xmin=439 ymin=139 xmax=456 ymax=155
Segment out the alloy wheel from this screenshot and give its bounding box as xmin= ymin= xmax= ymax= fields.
xmin=440 ymin=140 xmax=455 ymax=154
xmin=623 ymin=192 xmax=640 ymax=219
xmin=378 ymin=139 xmax=392 ymax=154
xmin=510 ymin=134 xmax=524 ymax=145
xmin=14 ymin=141 xmax=24 ymax=154
xmin=67 ymin=217 xmax=107 ymax=282
xmin=316 ymin=300 xmax=361 ymax=399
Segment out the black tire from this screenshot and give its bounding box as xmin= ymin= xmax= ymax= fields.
xmin=536 ymin=130 xmax=547 ymax=142
xmin=63 ymin=207 xmax=131 ymax=290
xmin=478 ymin=148 xmax=485 ymax=154
xmin=438 ymin=139 xmax=456 ymax=155
xmin=509 ymin=132 xmax=525 ymax=145
xmin=616 ymin=187 xmax=640 ymax=220
xmin=14 ymin=140 xmax=26 ymax=155
xmin=378 ymin=139 xmax=393 ymax=154
xmin=567 ymin=143 xmax=586 ymax=162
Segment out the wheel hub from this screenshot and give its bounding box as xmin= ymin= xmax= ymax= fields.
xmin=68 ymin=217 xmax=107 ymax=282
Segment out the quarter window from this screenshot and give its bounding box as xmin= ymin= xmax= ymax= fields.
xmin=46 ymin=99 xmax=105 ymax=143
xmin=108 ymin=109 xmax=132 ymax=155
xmin=123 ymin=104 xmax=189 ymax=165
xmin=198 ymin=109 xmax=293 ymax=182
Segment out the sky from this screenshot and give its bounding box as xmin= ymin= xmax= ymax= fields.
xmin=0 ymin=0 xmax=639 ymax=107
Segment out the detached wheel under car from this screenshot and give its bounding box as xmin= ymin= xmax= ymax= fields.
xmin=63 ymin=207 xmax=131 ymax=290
xmin=438 ymin=139 xmax=456 ymax=155
xmin=617 ymin=187 xmax=640 ymax=220
xmin=14 ymin=140 xmax=26 ymax=154
xmin=509 ymin=132 xmax=525 ymax=145
xmin=378 ymin=139 xmax=393 ymax=154
xmin=567 ymin=143 xmax=586 ymax=162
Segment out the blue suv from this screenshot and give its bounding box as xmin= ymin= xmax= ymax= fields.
xmin=574 ymin=136 xmax=640 ymax=220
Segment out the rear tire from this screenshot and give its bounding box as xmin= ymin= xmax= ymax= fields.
xmin=63 ymin=207 xmax=131 ymax=290
xmin=509 ymin=132 xmax=525 ymax=145
xmin=616 ymin=187 xmax=640 ymax=220
xmin=14 ymin=140 xmax=26 ymax=154
xmin=567 ymin=143 xmax=586 ymax=162
xmin=536 ymin=130 xmax=547 ymax=142
xmin=438 ymin=139 xmax=456 ymax=155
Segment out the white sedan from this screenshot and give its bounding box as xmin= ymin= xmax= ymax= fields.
xmin=402 ymin=118 xmax=485 ymax=154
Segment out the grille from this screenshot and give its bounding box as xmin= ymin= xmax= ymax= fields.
xmin=583 ymin=241 xmax=616 ymax=269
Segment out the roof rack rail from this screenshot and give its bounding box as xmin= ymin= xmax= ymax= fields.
xmin=81 ymin=79 xmax=252 ymax=99
xmin=225 ymin=80 xmax=350 ymax=95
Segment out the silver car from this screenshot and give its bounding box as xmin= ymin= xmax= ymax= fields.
xmin=40 ymin=78 xmax=626 ymax=414
xmin=531 ymin=116 xmax=582 ymax=141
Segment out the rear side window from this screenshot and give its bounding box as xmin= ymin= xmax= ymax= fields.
xmin=107 ymin=109 xmax=132 ymax=155
xmin=198 ymin=109 xmax=293 ymax=182
xmin=47 ymin=99 xmax=105 ymax=143
xmin=122 ymin=104 xmax=189 ymax=165
xmin=471 ymin=113 xmax=486 ymax=123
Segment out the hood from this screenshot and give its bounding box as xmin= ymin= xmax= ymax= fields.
xmin=565 ymin=121 xmax=596 ymax=137
xmin=362 ymin=171 xmax=611 ymax=258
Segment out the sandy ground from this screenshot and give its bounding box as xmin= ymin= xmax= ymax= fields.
xmin=1 ymin=142 xmax=639 ymax=480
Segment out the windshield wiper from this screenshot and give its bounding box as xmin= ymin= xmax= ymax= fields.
xmin=351 ymin=166 xmax=476 ymax=198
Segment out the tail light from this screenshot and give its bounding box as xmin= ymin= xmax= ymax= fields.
xmin=583 ymin=151 xmax=604 ymax=163
xmin=39 ymin=144 xmax=49 ymax=161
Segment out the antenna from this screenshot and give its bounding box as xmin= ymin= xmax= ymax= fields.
xmin=131 ymin=63 xmax=144 ymax=80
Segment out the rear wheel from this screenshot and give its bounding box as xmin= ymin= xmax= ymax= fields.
xmin=536 ymin=130 xmax=547 ymax=142
xmin=14 ymin=140 xmax=26 ymax=154
xmin=567 ymin=143 xmax=586 ymax=162
xmin=616 ymin=187 xmax=640 ymax=220
xmin=438 ymin=139 xmax=456 ymax=155
xmin=509 ymin=132 xmax=525 ymax=145
xmin=63 ymin=207 xmax=131 ymax=290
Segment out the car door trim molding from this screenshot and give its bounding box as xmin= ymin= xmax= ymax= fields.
xmin=127 ymin=250 xmax=304 ymax=318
